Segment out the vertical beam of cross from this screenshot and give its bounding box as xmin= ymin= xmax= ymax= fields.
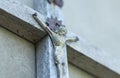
xmin=36 ymin=36 xmax=57 ymax=78
xmin=34 ymin=0 xmax=69 ymax=78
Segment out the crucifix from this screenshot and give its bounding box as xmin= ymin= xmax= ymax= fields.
xmin=34 ymin=0 xmax=78 ymax=78
xmin=0 ymin=0 xmax=120 ymax=78
xmin=32 ymin=13 xmax=78 ymax=78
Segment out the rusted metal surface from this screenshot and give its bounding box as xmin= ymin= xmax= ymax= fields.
xmin=46 ymin=17 xmax=62 ymax=32
xmin=47 ymin=0 xmax=64 ymax=8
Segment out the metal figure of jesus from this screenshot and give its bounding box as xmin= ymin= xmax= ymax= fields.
xmin=32 ymin=13 xmax=78 ymax=78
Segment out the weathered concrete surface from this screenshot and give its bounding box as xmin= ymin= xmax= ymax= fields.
xmin=68 ymin=64 xmax=94 ymax=78
xmin=0 ymin=27 xmax=35 ymax=78
xmin=34 ymin=0 xmax=63 ymax=21
xmin=0 ymin=0 xmax=46 ymax=43
xmin=14 ymin=0 xmax=34 ymax=8
xmin=63 ymin=0 xmax=120 ymax=62
xmin=67 ymin=32 xmax=120 ymax=78
xmin=36 ymin=36 xmax=57 ymax=78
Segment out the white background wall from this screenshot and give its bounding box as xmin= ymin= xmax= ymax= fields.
xmin=63 ymin=0 xmax=120 ymax=58
xmin=16 ymin=0 xmax=33 ymax=8
xmin=0 ymin=27 xmax=35 ymax=78
xmin=69 ymin=64 xmax=94 ymax=78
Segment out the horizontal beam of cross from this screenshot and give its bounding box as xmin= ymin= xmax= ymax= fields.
xmin=0 ymin=0 xmax=46 ymax=43
xmin=0 ymin=0 xmax=120 ymax=78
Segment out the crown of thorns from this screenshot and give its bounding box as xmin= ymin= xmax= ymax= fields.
xmin=46 ymin=17 xmax=63 ymax=32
